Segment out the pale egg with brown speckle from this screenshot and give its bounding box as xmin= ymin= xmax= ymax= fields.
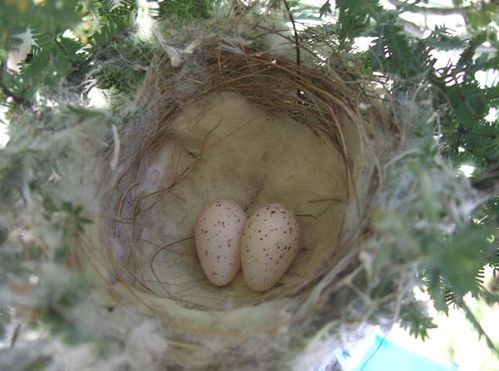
xmin=195 ymin=200 xmax=246 ymax=286
xmin=241 ymin=203 xmax=300 ymax=292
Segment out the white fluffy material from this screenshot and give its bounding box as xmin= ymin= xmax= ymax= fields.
xmin=126 ymin=92 xmax=350 ymax=307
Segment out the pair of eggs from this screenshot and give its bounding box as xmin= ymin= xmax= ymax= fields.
xmin=194 ymin=200 xmax=300 ymax=292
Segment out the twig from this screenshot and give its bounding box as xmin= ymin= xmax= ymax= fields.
xmin=459 ymin=298 xmax=499 ymax=358
xmin=9 ymin=324 xmax=21 ymax=348
xmin=282 ymin=0 xmax=305 ymax=99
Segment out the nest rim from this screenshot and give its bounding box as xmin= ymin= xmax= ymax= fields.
xmin=84 ymin=33 xmax=401 ymax=342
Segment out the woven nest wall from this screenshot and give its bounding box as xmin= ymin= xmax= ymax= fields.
xmin=78 ymin=29 xmax=401 ymax=369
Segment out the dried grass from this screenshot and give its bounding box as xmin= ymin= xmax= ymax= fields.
xmin=86 ymin=27 xmax=402 ymax=369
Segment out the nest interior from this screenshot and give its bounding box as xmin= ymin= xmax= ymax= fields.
xmin=122 ymin=89 xmax=353 ymax=306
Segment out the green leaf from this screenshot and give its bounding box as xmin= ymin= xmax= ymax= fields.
xmin=446 ymin=83 xmax=489 ymax=130
xmin=0 ymin=0 xmax=80 ymax=50
xmin=400 ymin=300 xmax=437 ymax=340
xmin=426 ymin=227 xmax=496 ymax=298
xmin=42 ymin=194 xmax=58 ymax=213
xmin=22 ymin=357 xmax=53 ymax=371
xmin=467 ymin=9 xmax=493 ymax=30
xmin=456 ymin=32 xmax=488 ymax=71
xmin=319 ymin=1 xmax=332 ymax=18
xmin=0 ymin=305 xmax=11 ymax=339
xmin=159 ymin=0 xmax=213 ymax=22
xmin=0 ymin=225 xmax=9 ymax=245
xmin=37 ymin=271 xmax=94 ymax=344
xmin=368 ymin=21 xmax=431 ymax=87
xmin=335 ymin=0 xmax=382 ymax=44
xmin=425 ymin=26 xmax=466 ymax=51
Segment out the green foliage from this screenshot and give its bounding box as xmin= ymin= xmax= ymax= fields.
xmin=422 ymin=32 xmax=498 ymax=171
xmin=0 ymin=305 xmax=10 ymax=340
xmin=370 ymin=22 xmax=433 ymax=83
xmin=354 ymin=12 xmax=497 ymax=153
xmin=0 ymin=224 xmax=8 ymax=245
xmin=358 ymin=19 xmax=498 ymax=297
xmin=61 ymin=201 xmax=93 ymax=233
xmin=36 ymin=271 xmax=94 ymax=344
xmin=422 ymin=226 xmax=498 ymax=308
xmin=372 ymin=142 xmax=497 ymax=343
xmin=400 ymin=301 xmax=437 ymax=340
xmin=424 ymin=26 xmax=466 ymax=51
xmin=318 ymin=0 xmax=332 ymax=18
xmin=0 ymin=1 xmax=82 ymax=103
xmin=22 ymin=357 xmax=53 ymax=371
xmin=6 ymin=31 xmax=89 ymax=101
xmin=159 ymin=0 xmax=214 ymax=22
xmin=0 ymin=151 xmax=24 ymax=206
xmin=0 ymin=0 xmax=155 ymax=106
xmin=335 ymin=0 xmax=382 ymax=45
xmin=0 ymin=1 xmax=80 ymax=52
xmin=40 ymin=196 xmax=93 ymax=261
xmin=0 ymin=0 xmax=217 ymax=107
xmin=466 ymin=2 xmax=499 ymax=40
xmin=0 ymin=250 xmax=27 ymax=281
xmin=474 ymin=195 xmax=499 ymax=237
xmin=91 ymin=34 xmax=153 ymax=94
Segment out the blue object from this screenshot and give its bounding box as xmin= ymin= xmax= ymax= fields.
xmin=336 ymin=335 xmax=456 ymax=371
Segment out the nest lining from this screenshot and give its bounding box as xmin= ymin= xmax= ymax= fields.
xmin=117 ymin=90 xmax=353 ymax=308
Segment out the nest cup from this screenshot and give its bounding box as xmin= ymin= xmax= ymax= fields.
xmin=86 ymin=29 xmax=399 ymax=369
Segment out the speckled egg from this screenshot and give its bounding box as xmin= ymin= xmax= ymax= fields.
xmin=195 ymin=199 xmax=246 ymax=286
xmin=241 ymin=203 xmax=300 ymax=292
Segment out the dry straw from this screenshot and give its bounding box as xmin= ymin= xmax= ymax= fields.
xmin=79 ymin=14 xmax=406 ymax=370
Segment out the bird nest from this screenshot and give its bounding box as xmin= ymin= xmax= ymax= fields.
xmin=78 ymin=29 xmax=401 ymax=369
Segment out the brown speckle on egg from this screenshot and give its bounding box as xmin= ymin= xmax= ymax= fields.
xmin=195 ymin=199 xmax=246 ymax=286
xmin=241 ymin=203 xmax=300 ymax=292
